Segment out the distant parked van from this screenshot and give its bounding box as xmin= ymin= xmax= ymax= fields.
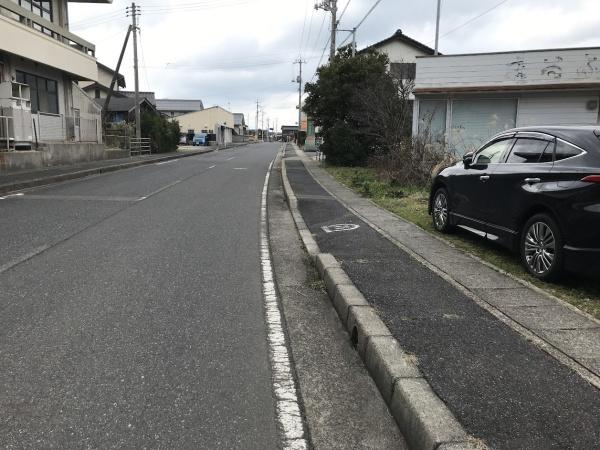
xmin=192 ymin=133 xmax=208 ymax=146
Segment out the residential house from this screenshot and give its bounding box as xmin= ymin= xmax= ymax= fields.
xmin=156 ymin=99 xmax=203 ymax=118
xmin=80 ymin=62 xmax=126 ymax=100
xmin=360 ymin=29 xmax=436 ymax=88
xmin=412 ymin=46 xmax=600 ymax=154
xmin=0 ymin=0 xmax=110 ymax=167
xmin=177 ymin=106 xmax=234 ymax=146
xmin=95 ymin=96 xmax=156 ymax=124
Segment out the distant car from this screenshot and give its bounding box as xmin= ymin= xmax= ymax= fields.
xmin=429 ymin=126 xmax=600 ymax=281
xmin=192 ymin=133 xmax=207 ymax=146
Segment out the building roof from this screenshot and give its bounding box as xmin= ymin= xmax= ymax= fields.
xmin=156 ymin=99 xmax=204 ymax=112
xmin=360 ymin=29 xmax=436 ymax=56
xmin=95 ymin=96 xmax=155 ymax=113
xmin=118 ymin=91 xmax=156 ymax=105
xmin=97 ymin=62 xmax=126 ymax=88
xmin=281 ymin=125 xmax=298 ymax=131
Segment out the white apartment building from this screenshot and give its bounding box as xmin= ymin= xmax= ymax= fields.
xmin=0 ymin=0 xmax=110 ymax=167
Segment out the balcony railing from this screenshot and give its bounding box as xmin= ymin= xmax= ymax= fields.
xmin=0 ymin=0 xmax=95 ymax=57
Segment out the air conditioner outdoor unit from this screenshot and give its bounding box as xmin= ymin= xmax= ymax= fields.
xmin=0 ymin=81 xmax=33 ymax=149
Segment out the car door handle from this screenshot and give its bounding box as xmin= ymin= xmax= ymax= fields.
xmin=524 ymin=177 xmax=541 ymax=184
xmin=479 ymin=175 xmax=490 ymax=181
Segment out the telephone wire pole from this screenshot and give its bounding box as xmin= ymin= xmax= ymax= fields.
xmin=293 ymin=59 xmax=306 ymax=142
xmin=126 ymin=2 xmax=141 ymax=140
xmin=315 ymin=0 xmax=338 ymax=61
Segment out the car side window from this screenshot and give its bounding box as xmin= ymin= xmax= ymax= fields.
xmin=506 ymin=138 xmax=552 ymax=164
xmin=473 ymin=139 xmax=514 ymax=165
xmin=555 ymin=139 xmax=584 ymax=161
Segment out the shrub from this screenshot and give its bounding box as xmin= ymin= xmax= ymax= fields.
xmin=141 ymin=112 xmax=180 ymax=153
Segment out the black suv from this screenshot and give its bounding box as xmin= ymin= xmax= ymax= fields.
xmin=429 ymin=126 xmax=600 ymax=281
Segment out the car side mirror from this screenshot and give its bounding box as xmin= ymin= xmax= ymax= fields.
xmin=463 ymin=152 xmax=474 ymax=167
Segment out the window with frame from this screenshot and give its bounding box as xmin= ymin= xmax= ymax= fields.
xmin=555 ymin=139 xmax=584 ymax=161
xmin=473 ymin=138 xmax=514 ymax=165
xmin=15 ymin=0 xmax=52 ymax=21
xmin=506 ymin=138 xmax=553 ymax=164
xmin=15 ymin=70 xmax=59 ymax=114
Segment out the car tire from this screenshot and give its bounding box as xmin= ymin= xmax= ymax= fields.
xmin=432 ymin=188 xmax=454 ymax=233
xmin=520 ymin=213 xmax=564 ymax=282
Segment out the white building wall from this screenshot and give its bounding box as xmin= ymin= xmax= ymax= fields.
xmin=516 ymin=93 xmax=599 ymax=127
xmin=374 ymin=40 xmax=430 ymax=64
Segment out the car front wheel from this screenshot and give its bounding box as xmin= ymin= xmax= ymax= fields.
xmin=432 ymin=188 xmax=453 ymax=233
xmin=521 ymin=213 xmax=564 ymax=281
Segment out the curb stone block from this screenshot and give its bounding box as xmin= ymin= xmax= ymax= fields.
xmin=332 ymin=284 xmax=370 ymax=327
xmin=323 ymin=267 xmax=352 ymax=298
xmin=316 ymin=253 xmax=339 ymax=278
xmin=436 ymin=442 xmax=485 ymax=450
xmin=365 ymin=336 xmax=422 ymax=403
xmin=346 ymin=306 xmax=392 ymax=358
xmin=390 ymin=378 xmax=468 ymax=450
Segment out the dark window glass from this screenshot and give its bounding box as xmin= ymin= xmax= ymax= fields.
xmin=16 ymin=70 xmax=58 ymax=114
xmin=506 ymin=138 xmax=551 ymax=163
xmin=18 ymin=0 xmax=51 ymax=21
xmin=555 ymin=140 xmax=583 ymax=161
xmin=390 ymin=62 xmax=416 ymax=80
xmin=474 ymin=138 xmax=514 ymax=165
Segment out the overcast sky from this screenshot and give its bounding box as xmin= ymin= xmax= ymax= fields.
xmin=69 ymin=0 xmax=600 ymax=128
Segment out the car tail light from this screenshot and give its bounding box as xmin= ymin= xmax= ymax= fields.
xmin=581 ymin=175 xmax=600 ymax=183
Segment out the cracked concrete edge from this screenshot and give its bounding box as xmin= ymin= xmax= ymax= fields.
xmin=281 ymin=151 xmax=480 ymax=449
xmin=0 ymin=148 xmax=219 ymax=196
xmin=280 ymin=151 xmax=320 ymax=259
xmin=292 ymin=145 xmax=600 ymax=391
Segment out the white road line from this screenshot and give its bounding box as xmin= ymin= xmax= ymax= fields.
xmin=226 ymin=157 xmax=235 ymax=161
xmin=0 ymin=193 xmax=24 ymax=200
xmin=155 ymin=159 xmax=179 ymax=165
xmin=233 ymin=168 xmax=247 ymax=170
xmin=260 ymin=159 xmax=308 ymax=449
xmin=209 ymin=165 xmax=216 ymax=169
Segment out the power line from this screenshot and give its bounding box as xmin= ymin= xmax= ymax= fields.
xmin=430 ymin=0 xmax=511 ymax=43
xmin=311 ymin=35 xmax=331 ymax=81
xmin=299 ymin=0 xmax=309 ymax=56
xmin=301 ymin=0 xmax=316 ymax=57
xmin=338 ymin=0 xmax=383 ymax=48
xmin=338 ymin=0 xmax=351 ymax=23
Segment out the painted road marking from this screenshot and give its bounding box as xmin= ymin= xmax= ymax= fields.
xmin=233 ymin=168 xmax=247 ymax=170
xmin=226 ymin=157 xmax=235 ymax=161
xmin=260 ymin=159 xmax=308 ymax=449
xmin=209 ymin=165 xmax=216 ymax=169
xmin=321 ymin=223 xmax=360 ymax=233
xmin=0 ymin=193 xmax=24 ymax=200
xmin=155 ymin=159 xmax=179 ymax=165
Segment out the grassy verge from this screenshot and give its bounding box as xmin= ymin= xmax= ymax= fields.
xmin=324 ymin=165 xmax=600 ymax=320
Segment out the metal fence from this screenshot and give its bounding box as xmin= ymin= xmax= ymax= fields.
xmin=0 ymin=115 xmax=13 ymax=151
xmin=130 ymin=138 xmax=151 ymax=155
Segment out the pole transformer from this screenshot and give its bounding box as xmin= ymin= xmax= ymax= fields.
xmin=315 ymin=0 xmax=338 ymax=61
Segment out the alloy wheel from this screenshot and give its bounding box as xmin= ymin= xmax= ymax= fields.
xmin=433 ymin=192 xmax=449 ymax=230
xmin=524 ymin=222 xmax=556 ymax=275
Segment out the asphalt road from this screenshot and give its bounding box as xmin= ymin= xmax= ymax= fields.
xmin=0 ymin=143 xmax=282 ymax=448
xmin=284 ymin=156 xmax=600 ymax=449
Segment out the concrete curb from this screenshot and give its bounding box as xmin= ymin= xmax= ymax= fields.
xmin=279 ymin=146 xmax=481 ymax=450
xmin=281 ymin=150 xmax=320 ymax=259
xmin=0 ymin=148 xmax=217 ymax=196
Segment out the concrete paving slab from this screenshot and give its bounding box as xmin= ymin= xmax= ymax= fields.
xmin=503 ymin=306 xmax=600 ymax=331
xmin=473 ymin=288 xmax=559 ymax=308
xmin=443 ymin=263 xmax=522 ymax=289
xmin=537 ymin=328 xmax=600 ymax=359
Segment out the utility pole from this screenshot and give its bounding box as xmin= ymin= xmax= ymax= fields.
xmin=315 ymin=0 xmax=338 ymax=61
xmin=255 ymin=99 xmax=260 ymax=141
xmin=261 ymin=110 xmax=264 ymax=142
xmin=293 ymin=59 xmax=306 ymax=141
xmin=339 ymin=28 xmax=357 ymax=56
xmin=434 ymin=0 xmax=441 ymax=55
xmin=126 ymin=2 xmax=141 ymax=139
xmin=267 ymin=118 xmax=270 ymax=142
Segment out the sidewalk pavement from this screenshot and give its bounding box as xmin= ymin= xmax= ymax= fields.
xmin=283 ymin=146 xmax=600 ymax=449
xmin=0 ymin=148 xmax=215 ymax=195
